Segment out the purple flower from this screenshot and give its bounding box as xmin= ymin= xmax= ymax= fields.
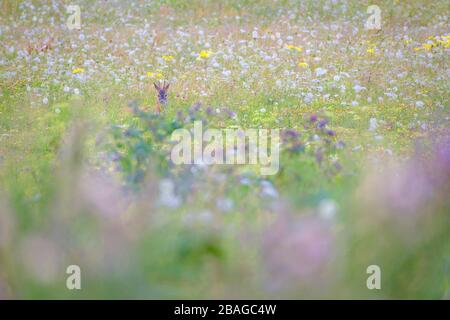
xmin=309 ymin=113 xmax=318 ymax=123
xmin=336 ymin=140 xmax=345 ymax=149
xmin=333 ymin=161 xmax=342 ymax=171
xmin=263 ymin=215 xmax=335 ymax=291
xmin=189 ymin=102 xmax=201 ymax=116
xmin=318 ymin=119 xmax=328 ymax=128
xmin=282 ymin=129 xmax=300 ymax=140
xmin=315 ymin=150 xmax=323 ymax=163
xmin=205 ymin=106 xmax=214 ymax=116
xmin=223 ymin=108 xmax=237 ymax=119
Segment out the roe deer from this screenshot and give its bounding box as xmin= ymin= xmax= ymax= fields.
xmin=153 ymin=80 xmax=170 ymax=113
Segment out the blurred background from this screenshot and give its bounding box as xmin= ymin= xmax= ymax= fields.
xmin=0 ymin=0 xmax=449 ymax=299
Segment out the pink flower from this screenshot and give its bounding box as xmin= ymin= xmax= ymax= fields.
xmin=262 ymin=214 xmax=335 ymax=292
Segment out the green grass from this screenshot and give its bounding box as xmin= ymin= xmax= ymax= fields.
xmin=0 ymin=0 xmax=449 ymax=299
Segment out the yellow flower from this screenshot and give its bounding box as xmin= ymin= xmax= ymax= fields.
xmin=298 ymin=62 xmax=309 ymax=68
xmin=422 ymin=43 xmax=433 ymax=51
xmin=147 ymin=71 xmax=163 ymax=79
xmin=414 ymin=47 xmax=422 ymax=51
xmin=72 ymin=67 xmax=85 ymax=74
xmin=162 ymin=55 xmax=174 ymax=62
xmin=436 ymin=37 xmax=450 ymax=47
xmin=286 ymin=45 xmax=303 ymax=52
xmin=198 ymin=50 xmax=213 ymax=59
xmin=366 ymin=48 xmax=375 ymax=54
xmin=403 ymin=39 xmax=411 ymax=45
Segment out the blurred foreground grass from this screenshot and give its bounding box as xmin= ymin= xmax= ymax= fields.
xmin=0 ymin=0 xmax=449 ymax=299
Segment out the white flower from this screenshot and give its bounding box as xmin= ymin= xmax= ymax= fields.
xmin=353 ymin=84 xmax=366 ymax=93
xmin=216 ymin=198 xmax=233 ymax=212
xmin=304 ymin=92 xmax=314 ymax=103
xmin=318 ymin=199 xmax=338 ymax=220
xmin=415 ymin=101 xmax=425 ymax=108
xmin=368 ymin=118 xmax=378 ymax=132
xmin=43 ymin=97 xmax=49 ymax=105
xmin=261 ymin=180 xmax=278 ymax=198
xmin=315 ymin=68 xmax=327 ymax=77
xmin=222 ymin=69 xmax=231 ymax=77
xmin=158 ymin=179 xmax=181 ymax=208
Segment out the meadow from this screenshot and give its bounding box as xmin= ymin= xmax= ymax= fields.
xmin=0 ymin=0 xmax=449 ymax=299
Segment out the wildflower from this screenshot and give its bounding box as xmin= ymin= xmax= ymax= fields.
xmin=147 ymin=71 xmax=163 ymax=79
xmin=286 ymin=45 xmax=303 ymax=52
xmin=298 ymin=61 xmax=308 ymax=68
xmin=415 ymin=101 xmax=425 ymax=108
xmin=262 ymin=215 xmax=335 ymax=290
xmin=72 ymin=67 xmax=85 ymax=74
xmin=216 ymin=198 xmax=233 ymax=212
xmin=309 ymin=113 xmax=318 ymax=123
xmin=282 ymin=129 xmax=300 ymax=140
xmin=353 ymin=84 xmax=366 ymax=93
xmin=336 ymin=140 xmax=345 ymax=149
xmin=366 ymin=48 xmax=375 ymax=54
xmin=318 ymin=119 xmax=328 ymax=128
xmin=158 ymin=179 xmax=181 ymax=208
xmin=260 ymin=180 xmax=278 ymax=198
xmin=222 ymin=69 xmax=231 ymax=77
xmin=369 ymin=118 xmax=378 ymax=132
xmin=19 ymin=235 xmax=61 ymax=284
xmin=162 ymin=55 xmax=174 ymax=62
xmin=315 ymin=68 xmax=327 ymax=77
xmin=422 ymin=43 xmax=433 ymax=51
xmin=198 ymin=50 xmax=213 ymax=59
xmin=318 ymin=199 xmax=338 ymax=220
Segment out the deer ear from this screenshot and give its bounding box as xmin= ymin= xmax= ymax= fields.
xmin=164 ymin=82 xmax=170 ymax=91
xmin=153 ymin=82 xmax=160 ymax=90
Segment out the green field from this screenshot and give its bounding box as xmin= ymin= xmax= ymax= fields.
xmin=0 ymin=0 xmax=449 ymax=299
